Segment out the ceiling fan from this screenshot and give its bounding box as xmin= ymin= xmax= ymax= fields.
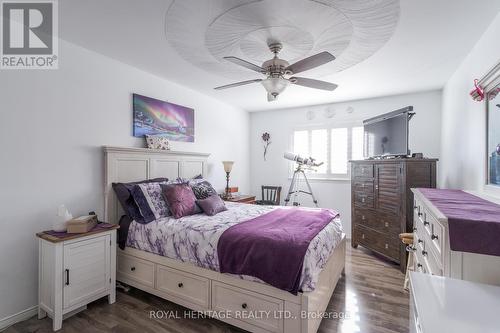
xmin=214 ymin=42 xmax=338 ymax=102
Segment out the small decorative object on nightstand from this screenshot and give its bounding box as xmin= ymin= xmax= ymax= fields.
xmin=36 ymin=223 xmax=119 ymax=331
xmin=223 ymin=195 xmax=256 ymax=204
xmin=222 ymin=161 xmax=234 ymax=199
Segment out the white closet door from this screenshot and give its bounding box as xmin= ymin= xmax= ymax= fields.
xmin=63 ymin=235 xmax=110 ymax=309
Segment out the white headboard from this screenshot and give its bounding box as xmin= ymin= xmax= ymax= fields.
xmin=104 ymin=146 xmax=210 ymax=224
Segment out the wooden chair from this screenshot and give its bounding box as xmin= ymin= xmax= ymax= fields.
xmin=399 ymin=232 xmax=414 ymax=291
xmin=255 ymin=186 xmax=282 ymax=206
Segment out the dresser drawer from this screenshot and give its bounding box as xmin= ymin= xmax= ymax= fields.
xmin=425 ymin=210 xmax=444 ymax=261
xmin=353 ymin=164 xmax=374 ymax=178
xmin=354 ymin=224 xmax=400 ymax=261
xmin=156 ymin=265 xmax=210 ymax=308
xmin=117 ymin=253 xmax=155 ymax=288
xmin=354 ymin=209 xmax=398 ymax=233
xmin=354 ymin=192 xmax=374 ymax=208
xmin=352 ymin=179 xmax=374 ymax=194
xmin=212 ymin=281 xmax=283 ymax=333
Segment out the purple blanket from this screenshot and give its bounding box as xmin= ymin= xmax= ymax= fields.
xmin=217 ymin=208 xmax=339 ymax=294
xmin=418 ymin=189 xmax=500 ymax=256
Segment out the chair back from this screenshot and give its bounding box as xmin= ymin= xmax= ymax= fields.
xmin=261 ymin=186 xmax=282 ymax=205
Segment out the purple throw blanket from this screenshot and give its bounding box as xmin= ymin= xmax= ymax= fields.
xmin=418 ymin=189 xmax=500 ymax=256
xmin=217 ymin=208 xmax=339 ymax=295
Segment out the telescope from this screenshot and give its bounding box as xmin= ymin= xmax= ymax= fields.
xmin=283 ymin=152 xmax=323 ymax=207
xmin=283 ymin=152 xmax=324 ymax=168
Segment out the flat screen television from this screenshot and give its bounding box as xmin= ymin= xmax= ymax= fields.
xmin=363 ymin=106 xmax=413 ymax=158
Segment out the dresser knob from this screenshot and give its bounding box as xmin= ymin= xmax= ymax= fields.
xmin=361 ymin=197 xmax=365 ymax=203
xmin=417 ymin=263 xmax=423 ymax=268
xmin=362 ymin=215 xmax=365 ymax=220
xmin=418 ymin=239 xmax=423 ymax=244
xmin=418 ymin=212 xmax=423 ymax=217
xmin=385 ymin=244 xmax=389 ymax=249
xmin=413 ymin=227 xmax=417 ymax=232
xmin=422 ymin=250 xmax=428 ymax=256
xmin=178 ymin=283 xmax=183 ymax=288
xmin=431 ymin=234 xmax=438 ymax=240
xmin=384 ymin=222 xmax=389 ymax=227
xmin=241 ymin=303 xmax=248 ymax=309
xmin=361 ymin=234 xmax=365 ymax=239
xmin=424 ymin=221 xmax=430 ymax=226
xmin=131 ymin=267 xmax=136 ymax=271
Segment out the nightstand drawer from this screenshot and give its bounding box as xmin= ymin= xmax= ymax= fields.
xmin=118 ymin=253 xmax=155 ymax=288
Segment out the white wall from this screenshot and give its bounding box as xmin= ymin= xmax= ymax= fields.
xmin=249 ymin=90 xmax=442 ymax=237
xmin=440 ymin=13 xmax=500 ymax=191
xmin=0 ymin=40 xmax=249 ymax=322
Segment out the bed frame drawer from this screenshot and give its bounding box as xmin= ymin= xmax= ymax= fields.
xmin=212 ymin=281 xmax=284 ymax=333
xmin=117 ymin=253 xmax=155 ymax=288
xmin=156 ymin=265 xmax=210 ymax=308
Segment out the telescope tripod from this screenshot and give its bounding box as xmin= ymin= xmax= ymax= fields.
xmin=284 ymin=165 xmax=319 ymax=207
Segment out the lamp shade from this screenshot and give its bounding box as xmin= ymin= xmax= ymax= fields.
xmin=222 ymin=161 xmax=234 ymax=173
xmin=261 ymin=77 xmax=289 ymax=96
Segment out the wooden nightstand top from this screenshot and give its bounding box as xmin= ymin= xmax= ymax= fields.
xmin=223 ymin=195 xmax=256 ymax=204
xmin=36 ymin=223 xmax=119 ymax=243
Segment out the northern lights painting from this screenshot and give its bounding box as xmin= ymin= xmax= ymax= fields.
xmin=133 ymin=94 xmax=194 ymax=142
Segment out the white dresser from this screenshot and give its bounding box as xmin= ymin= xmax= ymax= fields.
xmin=37 ymin=226 xmax=118 ymax=331
xmin=411 ymin=188 xmax=500 ymax=285
xmin=410 ymin=272 xmax=500 ymax=333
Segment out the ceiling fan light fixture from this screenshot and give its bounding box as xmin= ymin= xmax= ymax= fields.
xmin=261 ymin=77 xmax=289 ymax=97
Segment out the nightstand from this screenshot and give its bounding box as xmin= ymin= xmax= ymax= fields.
xmin=223 ymin=195 xmax=256 ymax=204
xmin=36 ymin=223 xmax=118 ymax=331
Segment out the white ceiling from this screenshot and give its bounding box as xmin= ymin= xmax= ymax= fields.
xmin=60 ymin=0 xmax=500 ymax=112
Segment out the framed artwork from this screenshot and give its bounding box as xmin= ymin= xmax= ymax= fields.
xmin=133 ymin=93 xmax=194 ymax=142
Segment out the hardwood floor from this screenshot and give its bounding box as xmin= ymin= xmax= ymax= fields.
xmin=7 ymin=246 xmax=409 ymax=333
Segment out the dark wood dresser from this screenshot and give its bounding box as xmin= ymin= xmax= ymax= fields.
xmin=350 ymin=158 xmax=437 ymax=272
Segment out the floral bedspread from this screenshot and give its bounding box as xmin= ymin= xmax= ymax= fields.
xmin=126 ymin=202 xmax=344 ymax=292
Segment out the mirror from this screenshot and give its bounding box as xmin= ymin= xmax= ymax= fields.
xmin=487 ymin=74 xmax=500 ymax=186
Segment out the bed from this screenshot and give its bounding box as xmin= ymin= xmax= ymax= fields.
xmin=104 ymin=146 xmax=346 ymax=333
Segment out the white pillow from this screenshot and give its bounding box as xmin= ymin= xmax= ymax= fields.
xmin=145 ymin=135 xmax=171 ymax=150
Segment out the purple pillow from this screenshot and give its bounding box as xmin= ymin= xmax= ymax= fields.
xmin=112 ymin=178 xmax=168 ymax=223
xmin=197 ymin=195 xmax=227 ymax=216
xmin=162 ymin=184 xmax=200 ymax=219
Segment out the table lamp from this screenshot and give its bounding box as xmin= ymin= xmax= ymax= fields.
xmin=222 ymin=161 xmax=234 ymax=198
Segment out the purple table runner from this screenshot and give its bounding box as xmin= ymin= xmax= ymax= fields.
xmin=217 ymin=208 xmax=339 ymax=295
xmin=418 ymin=188 xmax=500 ymax=256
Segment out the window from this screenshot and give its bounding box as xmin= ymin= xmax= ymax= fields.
xmin=292 ymin=126 xmax=364 ymax=179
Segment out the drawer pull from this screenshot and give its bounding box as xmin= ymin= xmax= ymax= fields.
xmin=65 ymin=269 xmax=70 ymax=286
xmin=241 ymin=303 xmax=248 ymax=309
xmin=361 ymin=197 xmax=365 ymax=203
xmin=130 ymin=267 xmax=136 ymax=271
xmin=417 ymin=263 xmax=422 ymax=268
xmin=413 ymin=227 xmax=417 ymax=232
xmin=178 ymin=282 xmax=184 ymax=288
xmin=431 ymin=234 xmax=438 ymax=240
xmin=361 ymin=234 xmax=365 ymax=239
xmin=384 ymin=221 xmax=389 ymax=228
xmin=384 ymin=244 xmax=389 ymax=249
xmin=362 ymin=215 xmax=366 ymax=220
xmin=423 ymin=221 xmax=430 ymax=226
xmin=375 ymin=184 xmax=379 ymax=190
xmin=418 ymin=212 xmax=423 ymax=217
xmin=418 ymin=239 xmax=423 ymax=244
xmin=422 ymin=250 xmax=428 ymax=256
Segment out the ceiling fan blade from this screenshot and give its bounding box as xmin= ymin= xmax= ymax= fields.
xmin=286 ymin=51 xmax=335 ymax=74
xmin=267 ymin=93 xmax=277 ymax=102
xmin=214 ymin=79 xmax=262 ymax=90
xmin=290 ymin=77 xmax=338 ymax=91
xmin=223 ymin=56 xmax=265 ymax=73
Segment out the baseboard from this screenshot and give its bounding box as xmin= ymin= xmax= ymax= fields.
xmin=0 ymin=306 xmax=37 ymax=332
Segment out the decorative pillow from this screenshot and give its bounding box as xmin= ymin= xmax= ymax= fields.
xmin=131 ymin=181 xmax=169 ymax=223
xmin=162 ymin=184 xmax=201 ymax=219
xmin=197 ymin=195 xmax=227 ymax=216
xmin=145 ymin=134 xmax=171 ymax=150
xmin=112 ymin=178 xmax=168 ymax=223
xmin=190 ymin=180 xmax=217 ymax=200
